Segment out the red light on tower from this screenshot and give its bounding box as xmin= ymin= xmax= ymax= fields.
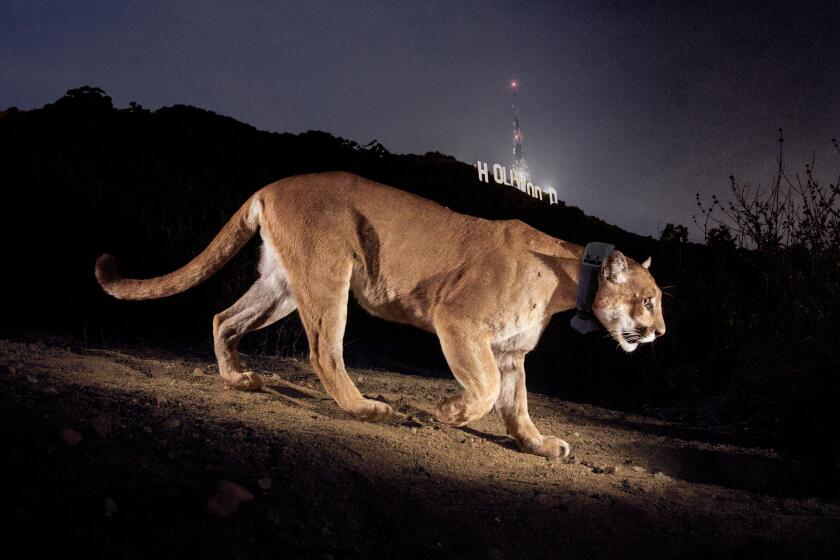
xmin=510 ymin=79 xmax=529 ymax=186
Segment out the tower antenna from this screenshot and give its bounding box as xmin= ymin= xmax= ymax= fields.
xmin=510 ymin=80 xmax=530 ymax=188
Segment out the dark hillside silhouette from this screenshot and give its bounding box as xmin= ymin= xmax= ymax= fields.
xmin=1 ymin=87 xmax=837 ymax=460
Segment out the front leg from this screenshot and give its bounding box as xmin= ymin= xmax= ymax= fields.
xmin=433 ymin=316 xmax=501 ymax=427
xmin=495 ymin=352 xmax=570 ymax=459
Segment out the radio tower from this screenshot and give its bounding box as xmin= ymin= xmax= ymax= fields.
xmin=510 ymin=80 xmax=530 ymax=188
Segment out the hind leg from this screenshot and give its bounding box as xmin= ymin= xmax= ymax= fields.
xmin=294 ymin=257 xmax=392 ymax=422
xmin=494 ymin=352 xmax=569 ymax=459
xmin=213 ymin=252 xmax=296 ymax=390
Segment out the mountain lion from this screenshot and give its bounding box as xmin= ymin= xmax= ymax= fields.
xmin=96 ymin=172 xmax=665 ymax=459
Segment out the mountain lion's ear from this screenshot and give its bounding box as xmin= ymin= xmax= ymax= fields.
xmin=641 ymin=256 xmax=652 ymax=269
xmin=603 ymin=251 xmax=629 ymax=284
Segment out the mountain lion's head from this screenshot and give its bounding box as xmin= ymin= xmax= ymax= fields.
xmin=592 ymin=251 xmax=666 ymax=352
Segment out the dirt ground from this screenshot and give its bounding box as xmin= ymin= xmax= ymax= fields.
xmin=1 ymin=337 xmax=838 ymax=559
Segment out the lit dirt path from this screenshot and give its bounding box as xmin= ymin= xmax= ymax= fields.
xmin=1 ymin=338 xmax=838 ymax=558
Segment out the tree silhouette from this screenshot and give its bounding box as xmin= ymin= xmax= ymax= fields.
xmin=659 ymin=222 xmax=688 ymax=244
xmin=705 ymin=224 xmax=736 ymax=250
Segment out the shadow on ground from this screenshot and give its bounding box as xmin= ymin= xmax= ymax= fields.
xmin=1 ymin=339 xmax=838 ymax=559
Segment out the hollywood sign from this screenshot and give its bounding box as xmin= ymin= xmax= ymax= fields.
xmin=475 ymin=161 xmax=558 ymax=205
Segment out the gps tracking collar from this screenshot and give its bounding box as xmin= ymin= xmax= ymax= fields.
xmin=570 ymin=242 xmax=615 ymax=334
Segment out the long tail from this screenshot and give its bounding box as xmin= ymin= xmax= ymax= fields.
xmin=95 ymin=195 xmax=262 ymax=300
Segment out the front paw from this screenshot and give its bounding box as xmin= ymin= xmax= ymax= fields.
xmin=520 ymin=435 xmax=570 ymax=459
xmin=540 ymin=436 xmax=571 ymax=459
xmin=433 ymin=395 xmax=470 ymax=427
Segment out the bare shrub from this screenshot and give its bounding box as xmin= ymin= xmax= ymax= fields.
xmin=690 ymin=131 xmax=840 ymax=453
xmin=695 ymin=129 xmax=840 ymax=255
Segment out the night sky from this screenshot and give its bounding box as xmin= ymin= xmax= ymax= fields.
xmin=3 ymin=1 xmax=838 ymax=238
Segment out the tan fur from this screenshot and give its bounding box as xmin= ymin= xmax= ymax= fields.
xmin=95 ymin=172 xmax=666 ymax=458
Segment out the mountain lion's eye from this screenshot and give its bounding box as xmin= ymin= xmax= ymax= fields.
xmin=643 ymin=297 xmax=653 ymax=310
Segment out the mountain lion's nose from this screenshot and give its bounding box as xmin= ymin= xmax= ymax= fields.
xmin=655 ymin=327 xmax=666 ymax=337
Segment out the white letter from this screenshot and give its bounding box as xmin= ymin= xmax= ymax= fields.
xmin=492 ymin=164 xmax=504 ymax=184
xmin=533 ymin=185 xmax=543 ymax=200
xmin=545 ymin=187 xmax=558 ymax=205
xmin=476 ymin=161 xmax=489 ymax=183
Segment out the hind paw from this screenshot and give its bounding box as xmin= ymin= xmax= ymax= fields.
xmin=348 ymin=398 xmax=393 ymax=422
xmin=222 ymin=370 xmax=264 ymax=391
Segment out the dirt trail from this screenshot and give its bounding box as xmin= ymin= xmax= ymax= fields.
xmin=1 ymin=338 xmax=838 ymax=559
